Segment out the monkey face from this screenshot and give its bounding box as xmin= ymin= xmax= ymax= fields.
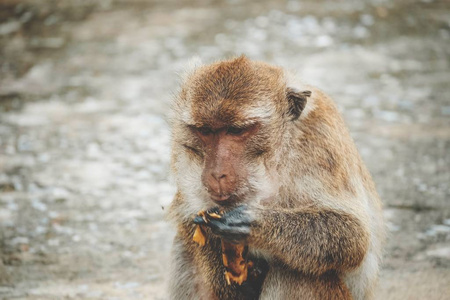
xmin=171 ymin=56 xmax=311 ymax=211
xmin=173 ymin=112 xmax=278 ymax=210
xmin=190 ymin=122 xmax=262 ymax=205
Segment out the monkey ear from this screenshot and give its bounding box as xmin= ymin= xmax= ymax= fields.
xmin=286 ymin=88 xmax=312 ymax=121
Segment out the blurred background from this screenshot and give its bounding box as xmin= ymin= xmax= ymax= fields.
xmin=0 ymin=0 xmax=449 ymax=299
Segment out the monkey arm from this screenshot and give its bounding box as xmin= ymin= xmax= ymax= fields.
xmin=204 ymin=205 xmax=369 ymax=276
xmin=250 ymin=207 xmax=370 ymax=276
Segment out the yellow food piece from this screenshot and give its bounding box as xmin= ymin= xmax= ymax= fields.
xmin=221 ymin=240 xmax=248 ymax=285
xmin=225 ymin=270 xmax=247 ymax=285
xmin=208 ymin=212 xmax=222 ymax=219
xmin=197 ymin=210 xmax=208 ymax=223
xmin=225 ymin=271 xmax=231 ymax=285
xmin=222 ymin=253 xmax=228 ymax=267
xmin=193 ymin=225 xmax=206 ymax=246
xmin=192 ymin=210 xmax=250 ymax=285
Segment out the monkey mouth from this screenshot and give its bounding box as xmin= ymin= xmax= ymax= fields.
xmin=206 ymin=185 xmax=249 ymax=206
xmin=210 ymin=193 xmax=232 ymax=202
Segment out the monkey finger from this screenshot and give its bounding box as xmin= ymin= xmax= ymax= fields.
xmin=207 ymin=214 xmax=251 ymax=230
xmin=208 ymin=220 xmax=250 ymax=238
xmin=206 ymin=207 xmax=221 ymax=215
xmin=204 ymin=218 xmax=226 ymax=231
xmin=225 ymin=205 xmax=251 ymax=219
xmin=224 ymin=226 xmax=251 ymax=237
xmin=193 ymin=216 xmax=207 ymax=225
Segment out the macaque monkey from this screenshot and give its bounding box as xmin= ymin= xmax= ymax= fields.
xmin=168 ymin=56 xmax=384 ymax=300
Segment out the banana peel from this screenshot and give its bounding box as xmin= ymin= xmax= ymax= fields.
xmin=193 ymin=210 xmax=250 ymax=285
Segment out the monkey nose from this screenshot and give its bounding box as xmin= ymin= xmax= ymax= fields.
xmin=211 ymin=172 xmax=227 ymax=181
xmin=206 ymin=173 xmax=233 ymax=202
xmin=207 ymin=173 xmax=225 ymax=193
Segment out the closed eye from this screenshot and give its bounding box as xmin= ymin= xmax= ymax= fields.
xmin=188 ymin=125 xmax=214 ymax=137
xmin=197 ymin=127 xmax=213 ymax=136
xmin=226 ymin=126 xmax=246 ymax=136
xmin=182 ymin=144 xmax=203 ymax=157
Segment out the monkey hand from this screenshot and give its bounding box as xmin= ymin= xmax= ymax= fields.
xmin=194 ymin=205 xmax=253 ymax=243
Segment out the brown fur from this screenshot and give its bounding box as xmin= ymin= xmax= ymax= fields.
xmin=168 ymin=56 xmax=385 ymax=300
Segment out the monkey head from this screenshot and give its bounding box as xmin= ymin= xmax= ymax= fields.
xmin=171 ymin=56 xmax=311 ymax=214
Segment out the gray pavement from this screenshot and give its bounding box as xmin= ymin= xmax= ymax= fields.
xmin=0 ymin=0 xmax=449 ymax=299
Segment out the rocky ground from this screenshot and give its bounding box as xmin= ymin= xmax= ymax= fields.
xmin=0 ymin=0 xmax=449 ymax=299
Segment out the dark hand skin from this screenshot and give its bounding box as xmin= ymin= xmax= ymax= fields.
xmin=193 ymin=205 xmax=253 ymax=244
